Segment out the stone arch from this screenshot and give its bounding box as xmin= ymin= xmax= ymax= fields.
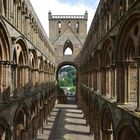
xmin=101 ymin=104 xmax=114 ymax=140
xmin=31 ymin=98 xmax=38 ymax=116
xmin=12 ymin=37 xmax=29 ymax=92
xmin=14 ymin=37 xmax=28 ymax=65
xmin=38 ymin=95 xmax=45 ymax=132
xmin=13 ymin=104 xmax=29 ymax=140
xmin=0 ymin=19 xmax=11 ymax=61
xmin=30 ymin=98 xmax=38 ymax=140
xmin=38 ymin=56 xmax=44 ymax=71
xmin=92 ymin=50 xmax=101 ymax=91
xmin=56 ymin=62 xmax=77 ymax=103
xmin=92 ymin=99 xmax=100 ymax=139
xmin=100 ymin=39 xmax=113 ymax=97
xmin=116 ymin=11 xmax=140 ymax=61
xmin=115 ymin=11 xmax=140 ymax=104
xmin=0 ymin=116 xmax=11 ymax=140
xmin=56 ymin=62 xmax=77 ymax=81
xmin=63 ymin=40 xmax=73 ymax=55
xmin=29 ymin=49 xmax=38 ymax=85
xmin=30 ymin=49 xmax=38 ymax=69
xmin=0 ymin=19 xmax=11 ymax=101
xmin=117 ymin=121 xmax=139 ymax=140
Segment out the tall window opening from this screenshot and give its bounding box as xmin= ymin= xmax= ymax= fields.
xmin=58 ymin=21 xmax=61 ymax=34
xmin=76 ymin=21 xmax=79 ymax=33
xmin=3 ymin=0 xmax=7 ymax=17
xmin=63 ymin=40 xmax=73 ymax=55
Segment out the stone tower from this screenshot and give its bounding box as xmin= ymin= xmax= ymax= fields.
xmin=48 ymin=11 xmax=88 ymax=68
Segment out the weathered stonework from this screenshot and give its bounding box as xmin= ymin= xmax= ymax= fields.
xmin=0 ymin=0 xmax=140 ymax=140
xmin=77 ymin=1 xmax=140 ymax=140
xmin=48 ymin=11 xmax=87 ymax=69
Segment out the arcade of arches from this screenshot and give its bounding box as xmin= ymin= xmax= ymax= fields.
xmin=0 ymin=0 xmax=140 ymax=140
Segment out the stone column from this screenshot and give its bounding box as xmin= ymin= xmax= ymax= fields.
xmin=24 ymin=66 xmax=29 ymax=85
xmin=116 ymin=61 xmax=131 ymax=104
xmin=110 ymin=64 xmax=116 ymax=99
xmin=135 ymin=58 xmax=140 ymax=111
xmin=101 ymin=67 xmax=106 ymax=95
xmin=97 ymin=69 xmax=101 ymax=92
xmin=0 ymin=61 xmax=4 ymax=103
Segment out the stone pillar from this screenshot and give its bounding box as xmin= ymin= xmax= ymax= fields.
xmin=97 ymin=69 xmax=101 ymax=92
xmin=24 ymin=66 xmax=29 ymax=85
xmin=135 ymin=58 xmax=140 ymax=111
xmin=117 ymin=61 xmax=131 ymax=104
xmin=105 ymin=66 xmax=111 ymax=97
xmin=110 ymin=64 xmax=116 ymax=99
xmin=101 ymin=67 xmax=106 ymax=95
xmin=0 ymin=61 xmax=4 ymax=103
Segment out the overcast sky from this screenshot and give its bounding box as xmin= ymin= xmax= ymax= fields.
xmin=30 ymin=0 xmax=100 ymax=36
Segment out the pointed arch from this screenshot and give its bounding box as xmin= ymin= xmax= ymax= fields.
xmin=15 ymin=37 xmax=29 ymax=66
xmin=101 ymin=104 xmax=114 ymax=140
xmin=13 ymin=104 xmax=29 ymax=140
xmin=63 ymin=40 xmax=73 ymax=55
xmin=0 ymin=19 xmax=11 ymax=60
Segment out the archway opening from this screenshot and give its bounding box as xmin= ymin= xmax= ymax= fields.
xmin=57 ymin=64 xmax=77 ymax=104
xmin=63 ymin=40 xmax=73 ymax=55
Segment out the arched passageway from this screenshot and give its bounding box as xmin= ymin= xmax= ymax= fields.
xmin=56 ymin=63 xmax=77 ymax=104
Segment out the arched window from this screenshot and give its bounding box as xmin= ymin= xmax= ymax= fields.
xmin=76 ymin=22 xmax=79 ymax=33
xmin=63 ymin=40 xmax=73 ymax=55
xmin=58 ymin=21 xmax=61 ymax=33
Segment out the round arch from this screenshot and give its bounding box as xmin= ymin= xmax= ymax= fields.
xmin=116 ymin=120 xmax=140 ymax=140
xmin=115 ymin=11 xmax=140 ymax=103
xmin=115 ymin=11 xmax=140 ymax=61
xmin=14 ymin=37 xmax=29 ymax=66
xmin=56 ymin=62 xmax=78 ymax=104
xmin=56 ymin=62 xmax=77 ymax=81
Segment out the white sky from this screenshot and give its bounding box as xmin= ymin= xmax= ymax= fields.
xmin=30 ymin=0 xmax=99 ymax=36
